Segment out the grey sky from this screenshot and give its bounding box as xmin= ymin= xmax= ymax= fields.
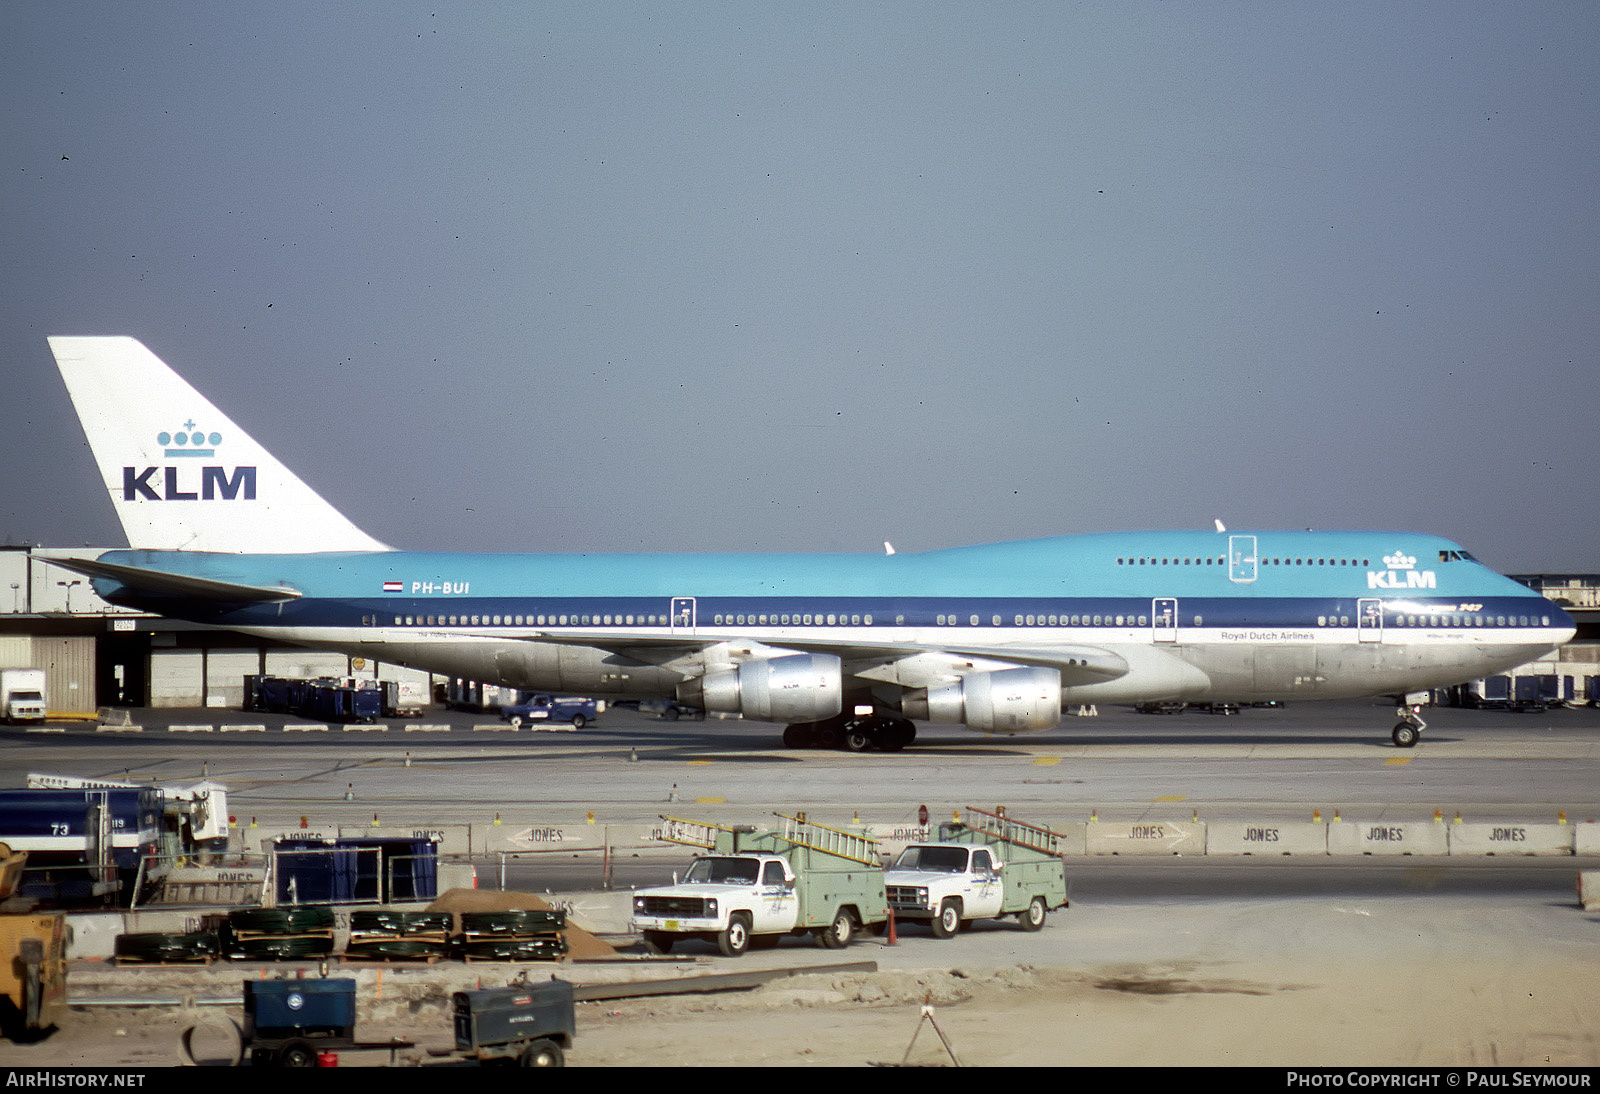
xmin=2 ymin=3 xmax=1595 ymax=572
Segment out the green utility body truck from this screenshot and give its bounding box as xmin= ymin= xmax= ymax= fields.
xmin=885 ymin=806 xmax=1070 ymax=937
xmin=633 ymin=813 xmax=889 ymax=956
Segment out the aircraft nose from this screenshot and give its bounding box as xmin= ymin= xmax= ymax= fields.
xmin=1551 ymin=600 xmax=1577 ymax=637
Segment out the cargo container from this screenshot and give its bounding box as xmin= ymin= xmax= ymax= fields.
xmin=1463 ymin=675 xmax=1511 ymax=709
xmin=245 ymin=676 xmax=382 ymax=722
xmin=272 ymin=836 xmax=438 ymax=905
xmin=1509 ymin=675 xmax=1548 ymax=713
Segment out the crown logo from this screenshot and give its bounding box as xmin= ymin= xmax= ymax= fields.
xmin=1382 ymin=552 xmax=1415 ymax=570
xmin=157 ymin=420 xmax=222 ymax=458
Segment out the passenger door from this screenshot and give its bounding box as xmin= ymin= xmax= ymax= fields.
xmin=1358 ymin=598 xmax=1383 ymax=644
xmin=670 ymin=597 xmax=696 ymax=635
xmin=1228 ymin=536 xmax=1258 ymax=584
xmin=1152 ymin=598 xmax=1178 ymax=643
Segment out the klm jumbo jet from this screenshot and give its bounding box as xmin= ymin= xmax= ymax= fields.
xmin=43 ymin=337 xmax=1573 ymax=750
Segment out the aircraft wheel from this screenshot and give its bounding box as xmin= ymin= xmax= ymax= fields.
xmin=782 ymin=723 xmax=814 ymax=748
xmin=842 ymin=722 xmax=874 ymax=752
xmin=812 ymin=723 xmax=841 ymax=750
xmin=882 ymin=719 xmax=916 ymax=751
xmin=1392 ymin=723 xmax=1420 ymax=748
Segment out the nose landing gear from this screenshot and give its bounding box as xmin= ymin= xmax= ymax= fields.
xmin=1391 ymin=703 xmax=1426 ymax=748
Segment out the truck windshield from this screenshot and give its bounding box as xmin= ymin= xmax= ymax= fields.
xmin=683 ymin=857 xmax=760 ymax=884
xmin=892 ymin=846 xmax=968 ymax=872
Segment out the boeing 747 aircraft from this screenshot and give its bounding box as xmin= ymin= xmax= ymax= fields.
xmin=42 ymin=337 xmax=1574 ymax=750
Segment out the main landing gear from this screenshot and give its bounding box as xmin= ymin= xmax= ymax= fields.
xmin=1391 ymin=703 xmax=1426 ymax=748
xmin=783 ymin=714 xmax=917 ymax=752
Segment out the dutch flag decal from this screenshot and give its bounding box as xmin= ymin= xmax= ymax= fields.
xmin=383 ymin=581 xmax=403 ymax=593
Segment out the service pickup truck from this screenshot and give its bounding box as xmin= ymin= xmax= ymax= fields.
xmin=884 ymin=808 xmax=1070 ymax=938
xmin=631 ymin=815 xmax=888 ymax=956
xmin=499 ymin=694 xmax=598 ymax=729
xmin=0 ymin=670 xmax=47 ymax=725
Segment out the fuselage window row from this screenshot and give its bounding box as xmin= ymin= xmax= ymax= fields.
xmin=374 ymin=610 xmax=1548 ymax=629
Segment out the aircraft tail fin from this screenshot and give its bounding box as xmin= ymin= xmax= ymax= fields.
xmin=48 ymin=336 xmax=389 ymax=553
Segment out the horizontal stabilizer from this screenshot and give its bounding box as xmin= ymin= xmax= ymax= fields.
xmin=43 ymin=555 xmax=302 ymax=604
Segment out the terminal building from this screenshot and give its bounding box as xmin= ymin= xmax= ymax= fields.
xmin=0 ymin=546 xmax=435 ymax=714
xmin=2 ymin=544 xmax=1597 ymax=715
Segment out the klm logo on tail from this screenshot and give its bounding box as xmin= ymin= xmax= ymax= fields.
xmin=122 ymin=424 xmax=256 ymax=501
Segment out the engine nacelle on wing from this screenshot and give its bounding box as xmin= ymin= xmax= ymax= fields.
xmin=901 ymin=666 xmax=1062 ymax=734
xmin=677 ymin=653 xmax=843 ymax=723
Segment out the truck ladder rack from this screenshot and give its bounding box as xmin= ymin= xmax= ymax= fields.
xmin=657 ymin=815 xmax=739 ymax=850
xmin=962 ymin=806 xmax=1063 ymax=856
xmin=771 ymin=812 xmax=882 ymax=866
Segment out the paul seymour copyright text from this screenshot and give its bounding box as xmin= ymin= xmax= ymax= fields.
xmin=1287 ymin=1074 xmax=1591 ymax=1088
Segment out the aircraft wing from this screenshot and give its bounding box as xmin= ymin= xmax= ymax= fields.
xmin=517 ymin=630 xmax=1129 ymax=687
xmin=39 ymin=555 xmax=303 ymax=605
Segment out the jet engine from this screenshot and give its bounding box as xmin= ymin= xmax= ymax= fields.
xmin=901 ymin=666 xmax=1061 ymax=733
xmin=677 ymin=653 xmax=842 ymax=723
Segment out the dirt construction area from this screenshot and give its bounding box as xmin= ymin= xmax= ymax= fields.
xmin=3 ymin=891 xmax=1597 ymax=1068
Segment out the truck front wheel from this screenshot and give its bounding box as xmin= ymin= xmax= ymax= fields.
xmin=816 ymin=909 xmax=854 ymax=949
xmin=571 ymin=713 xmax=587 ymax=729
xmin=1019 ymin=895 xmax=1048 ymax=932
xmin=507 ymin=715 xmax=524 ymax=728
xmin=931 ymin=900 xmax=961 ymax=939
xmin=717 ymin=914 xmax=751 ymax=957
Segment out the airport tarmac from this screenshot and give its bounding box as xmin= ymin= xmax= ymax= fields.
xmin=4 ymin=699 xmax=1598 ymax=832
xmin=2 ymin=699 xmax=1597 ymax=1068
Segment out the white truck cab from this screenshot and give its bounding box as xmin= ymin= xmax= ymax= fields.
xmin=886 ymin=843 xmax=1009 ymax=936
xmin=634 ymin=854 xmax=799 ymax=956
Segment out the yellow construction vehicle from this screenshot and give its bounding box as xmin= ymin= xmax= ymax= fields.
xmin=0 ymin=843 xmax=67 ymax=1040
